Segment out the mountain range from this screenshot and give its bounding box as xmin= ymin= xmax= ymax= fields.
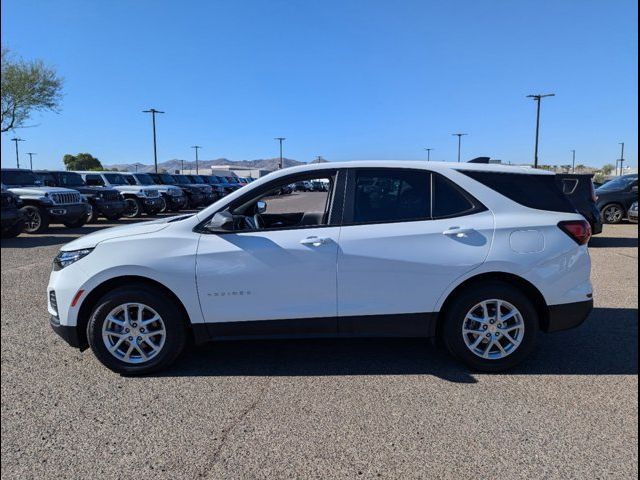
xmin=105 ymin=157 xmax=327 ymax=173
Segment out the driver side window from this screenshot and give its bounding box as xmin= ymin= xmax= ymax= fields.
xmin=231 ymin=175 xmax=335 ymax=231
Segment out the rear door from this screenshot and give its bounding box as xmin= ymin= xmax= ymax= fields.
xmin=336 ymin=168 xmax=494 ymax=334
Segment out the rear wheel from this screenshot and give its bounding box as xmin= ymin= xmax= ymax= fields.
xmin=442 ymin=282 xmax=539 ymax=372
xmin=21 ymin=205 xmax=49 ymax=234
xmin=122 ymin=198 xmax=143 ymax=218
xmin=87 ymin=285 xmax=187 ymax=375
xmin=601 ymin=204 xmax=625 ymax=224
xmin=1 ymin=219 xmax=25 ymax=238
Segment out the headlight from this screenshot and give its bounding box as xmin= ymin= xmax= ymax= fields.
xmin=53 ymin=248 xmax=93 ymax=271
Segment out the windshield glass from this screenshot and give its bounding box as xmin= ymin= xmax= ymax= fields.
xmin=1 ymin=170 xmax=39 ymax=186
xmin=173 ymin=175 xmax=190 ymax=185
xmin=59 ymin=172 xmax=85 ymax=186
xmin=103 ymin=173 xmax=129 ymax=185
xmin=205 ymin=176 xmax=219 ymax=184
xmin=190 ymin=175 xmax=205 ymax=183
xmin=158 ymin=174 xmax=176 ymax=184
xmin=597 ymin=175 xmax=637 ymax=192
xmin=134 ymin=173 xmax=155 ymax=185
xmin=215 ymin=176 xmax=227 ymax=183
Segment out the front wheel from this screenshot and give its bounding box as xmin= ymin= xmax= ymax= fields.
xmin=122 ymin=198 xmax=143 ymax=218
xmin=87 ymin=285 xmax=187 ymax=375
xmin=601 ymin=204 xmax=625 ymax=224
xmin=20 ymin=205 xmax=50 ymax=234
xmin=442 ymin=282 xmax=539 ymax=372
xmin=158 ymin=197 xmax=168 ymax=213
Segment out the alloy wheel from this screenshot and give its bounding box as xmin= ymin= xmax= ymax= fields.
xmin=461 ymin=299 xmax=525 ymax=360
xmin=123 ymin=199 xmax=140 ymax=218
xmin=603 ymin=205 xmax=623 ymax=223
xmin=24 ymin=208 xmax=42 ymax=233
xmin=101 ymin=303 xmax=166 ymax=364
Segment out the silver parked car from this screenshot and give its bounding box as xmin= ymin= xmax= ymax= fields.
xmin=628 ymin=201 xmax=638 ymax=223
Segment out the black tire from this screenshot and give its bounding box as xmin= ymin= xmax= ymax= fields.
xmin=601 ymin=203 xmax=625 ymax=224
xmin=87 ymin=204 xmax=99 ymax=223
xmin=63 ymin=216 xmax=88 ymax=229
xmin=442 ymin=282 xmax=539 ymax=372
xmin=122 ymin=197 xmax=143 ymax=218
xmin=158 ymin=196 xmax=168 ymax=213
xmin=87 ymin=285 xmax=187 ymax=375
xmin=20 ymin=205 xmax=50 ymax=234
xmin=1 ymin=219 xmax=25 ymax=238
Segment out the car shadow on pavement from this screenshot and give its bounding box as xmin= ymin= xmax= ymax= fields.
xmin=156 ymin=307 xmax=638 ymax=382
xmin=589 ymin=236 xmax=638 ymax=248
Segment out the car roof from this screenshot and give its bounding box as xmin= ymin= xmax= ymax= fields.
xmin=269 ymin=160 xmax=556 ymax=176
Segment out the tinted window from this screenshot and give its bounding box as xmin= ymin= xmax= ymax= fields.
xmin=597 ymin=175 xmax=638 ymax=192
xmin=432 ymin=174 xmax=477 ymax=218
xmin=37 ymin=173 xmax=57 ymax=187
xmin=133 ymin=173 xmax=155 ymax=185
xmin=461 ymin=170 xmax=577 ymax=213
xmin=103 ymin=173 xmax=128 ymax=185
xmin=1 ymin=170 xmax=39 ymax=186
xmin=84 ymin=174 xmax=105 ymax=186
xmin=58 ymin=172 xmax=85 ymax=186
xmin=353 ymin=169 xmax=430 ymax=224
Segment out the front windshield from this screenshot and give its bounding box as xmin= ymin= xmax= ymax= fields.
xmin=205 ymin=176 xmax=219 ymax=184
xmin=59 ymin=172 xmax=85 ymax=186
xmin=158 ymin=174 xmax=176 ymax=184
xmin=190 ymin=175 xmax=205 ymax=183
xmin=216 ymin=176 xmax=227 ymax=183
xmin=103 ymin=173 xmax=129 ymax=185
xmin=173 ymin=175 xmax=190 ymax=185
xmin=598 ymin=175 xmax=637 ymax=192
xmin=134 ymin=173 xmax=155 ymax=185
xmin=1 ymin=170 xmax=39 ymax=186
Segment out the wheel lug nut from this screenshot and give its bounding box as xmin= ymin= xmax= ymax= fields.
xmin=486 ymin=333 xmax=491 ymax=338
xmin=128 ymin=336 xmax=133 ymax=341
xmin=125 ymin=328 xmax=130 ymax=333
xmin=483 ymin=325 xmax=488 ymax=330
xmin=132 ymin=323 xmax=137 ymax=328
xmin=140 ymin=328 xmax=145 ymax=333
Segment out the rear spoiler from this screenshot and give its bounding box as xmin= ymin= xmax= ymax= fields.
xmin=467 ymin=157 xmax=491 ymax=164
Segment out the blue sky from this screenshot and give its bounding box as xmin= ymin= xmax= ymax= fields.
xmin=1 ymin=0 xmax=637 ymax=170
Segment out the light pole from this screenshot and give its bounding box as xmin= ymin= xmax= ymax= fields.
xmin=617 ymin=142 xmax=625 ymax=176
xmin=452 ymin=134 xmax=467 ymax=162
xmin=191 ymin=145 xmax=202 ymax=174
xmin=26 ymin=152 xmax=37 ymax=170
xmin=526 ymin=93 xmax=555 ymax=168
xmin=181 ymin=159 xmax=185 ymax=173
xmin=274 ymin=137 xmax=286 ymax=169
xmin=10 ymin=138 xmax=24 ymax=168
xmin=571 ymin=149 xmax=576 ymax=173
xmin=424 ymin=148 xmax=433 ymax=162
xmin=142 ymin=108 xmax=165 ymax=173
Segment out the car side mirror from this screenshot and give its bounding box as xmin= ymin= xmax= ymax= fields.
xmin=205 ymin=211 xmax=234 ymax=232
xmin=256 ymin=200 xmax=267 ymax=214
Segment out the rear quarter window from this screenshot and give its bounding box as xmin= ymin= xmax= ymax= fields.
xmin=461 ymin=171 xmax=577 ymax=213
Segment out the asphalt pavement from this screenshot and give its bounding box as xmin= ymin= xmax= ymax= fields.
xmin=1 ymin=212 xmax=637 ymax=479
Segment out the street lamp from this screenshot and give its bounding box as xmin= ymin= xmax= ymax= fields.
xmin=451 ymin=134 xmax=467 ymax=162
xmin=526 ymin=93 xmax=555 ymax=168
xmin=274 ymin=137 xmax=286 ymax=169
xmin=142 ymin=108 xmax=165 ymax=173
xmin=424 ymin=148 xmax=433 ymax=162
xmin=191 ymin=145 xmax=202 ymax=174
xmin=571 ymin=150 xmax=576 ymax=173
xmin=26 ymin=152 xmax=37 ymax=170
xmin=617 ymin=142 xmax=625 ymax=176
xmin=10 ymin=138 xmax=24 ymax=168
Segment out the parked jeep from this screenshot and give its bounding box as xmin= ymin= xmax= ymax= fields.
xmin=172 ymin=175 xmax=213 ymax=208
xmin=123 ymin=173 xmax=187 ymax=212
xmin=0 ymin=168 xmax=90 ymax=233
xmin=35 ymin=170 xmax=126 ymax=222
xmin=1 ymin=185 xmax=25 ymax=238
xmin=76 ymin=171 xmax=163 ymax=218
xmin=147 ymin=173 xmax=204 ymax=209
xmin=185 ymin=175 xmax=218 ymax=205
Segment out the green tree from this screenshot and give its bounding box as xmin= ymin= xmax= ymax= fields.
xmin=601 ymin=164 xmax=615 ymax=175
xmin=1 ymin=47 xmax=64 ymax=132
xmin=63 ymin=153 xmax=103 ymax=171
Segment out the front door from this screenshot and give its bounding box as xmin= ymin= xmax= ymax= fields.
xmin=196 ymin=170 xmax=342 ymax=335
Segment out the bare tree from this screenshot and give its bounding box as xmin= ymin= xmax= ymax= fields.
xmin=1 ymin=47 xmax=64 ymax=132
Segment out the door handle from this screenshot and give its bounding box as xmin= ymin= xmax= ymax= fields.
xmin=300 ymin=236 xmax=329 ymax=246
xmin=443 ymin=226 xmax=474 ymax=238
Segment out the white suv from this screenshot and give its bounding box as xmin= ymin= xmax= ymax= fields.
xmin=48 ymin=161 xmax=593 ymax=374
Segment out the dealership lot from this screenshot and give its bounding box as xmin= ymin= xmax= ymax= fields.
xmin=1 ymin=215 xmax=637 ymax=478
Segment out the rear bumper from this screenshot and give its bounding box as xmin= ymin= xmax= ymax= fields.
xmin=544 ymin=299 xmax=593 ymax=333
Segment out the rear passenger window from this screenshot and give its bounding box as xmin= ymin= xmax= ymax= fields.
xmin=353 ymin=169 xmax=431 ymax=224
xmin=432 ymin=174 xmax=477 ymax=218
xmin=461 ymin=170 xmax=577 ymax=213
xmin=85 ymin=174 xmax=104 ymax=186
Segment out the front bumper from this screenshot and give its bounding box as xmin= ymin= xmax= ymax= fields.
xmin=629 ymin=210 xmax=638 ymax=223
xmin=94 ymin=199 xmax=126 ymax=217
xmin=544 ymin=299 xmax=594 ymax=333
xmin=165 ymin=194 xmax=188 ymax=210
xmin=142 ymin=197 xmax=163 ymax=213
xmin=50 ymin=315 xmax=83 ymax=349
xmin=188 ymin=193 xmax=204 ymax=207
xmin=1 ymin=208 xmax=24 ymax=228
xmin=47 ymin=203 xmax=90 ymax=223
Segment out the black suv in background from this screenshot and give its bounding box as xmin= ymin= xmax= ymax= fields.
xmin=1 ymin=187 xmax=25 ymax=238
xmin=596 ymin=174 xmax=639 ymax=224
xmin=148 ymin=173 xmax=204 ymax=209
xmin=185 ymin=175 xmax=218 ymax=205
xmin=555 ymin=173 xmax=603 ymax=235
xmin=35 ymin=170 xmax=125 ymax=222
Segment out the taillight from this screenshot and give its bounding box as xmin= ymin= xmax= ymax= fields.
xmin=558 ymin=220 xmax=592 ymax=245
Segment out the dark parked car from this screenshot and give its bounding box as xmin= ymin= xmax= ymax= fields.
xmin=1 ymin=186 xmax=25 ymax=238
xmin=172 ymin=175 xmax=211 ymax=208
xmin=125 ymin=173 xmax=187 ymax=212
xmin=595 ymin=174 xmax=638 ymax=224
xmin=213 ymin=176 xmax=241 ymax=195
xmin=1 ymin=168 xmax=90 ymax=233
xmin=201 ymin=175 xmax=227 ymax=198
xmin=35 ymin=170 xmax=125 ymax=222
xmin=185 ymin=175 xmax=217 ymax=205
xmin=555 ymin=173 xmax=603 ymax=235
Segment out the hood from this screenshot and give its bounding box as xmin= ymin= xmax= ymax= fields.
xmin=8 ymin=186 xmax=79 ymax=196
xmin=61 ymin=217 xmax=175 ymax=251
